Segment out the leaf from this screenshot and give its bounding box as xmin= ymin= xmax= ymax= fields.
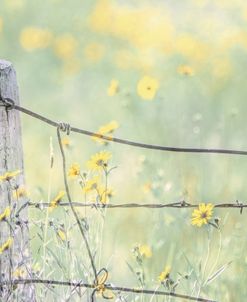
xmin=206 ymin=261 xmax=232 ymax=285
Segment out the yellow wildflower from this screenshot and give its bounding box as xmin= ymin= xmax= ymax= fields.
xmin=68 ymin=163 xmax=80 ymax=178
xmin=61 ymin=137 xmax=70 ymax=147
xmin=0 ymin=207 xmax=11 ymax=221
xmin=57 ymin=228 xmax=66 ymax=242
xmin=139 ymin=244 xmax=152 ymax=258
xmin=49 ymin=191 xmax=66 ymax=212
xmin=13 ymin=186 xmax=28 ymax=199
xmin=92 ymin=120 xmax=119 ymax=144
xmin=89 ymin=1 xmax=174 ymax=53
xmin=53 ymin=34 xmax=77 ymax=60
xmin=0 ymin=238 xmax=13 ymax=254
xmin=137 ymin=76 xmax=159 ymax=100
xmin=175 ymin=34 xmax=209 ymax=62
xmin=107 ymin=79 xmax=119 ymax=96
xmin=83 ymin=176 xmax=99 ymax=193
xmin=142 ymin=182 xmax=152 ymax=194
xmin=20 ymin=27 xmax=52 ymax=51
xmin=84 ymin=42 xmax=105 ymax=63
xmin=98 ymin=186 xmax=114 ymax=204
xmin=158 ymin=266 xmax=171 ymax=282
xmin=87 ymin=151 xmax=111 ymax=171
xmin=0 ymin=170 xmax=20 ymax=181
xmin=191 ymin=203 xmax=214 ymax=227
xmin=13 ymin=267 xmax=27 ymax=278
xmin=99 ymin=121 xmax=119 ymax=134
xmin=177 ymin=65 xmax=194 ymax=76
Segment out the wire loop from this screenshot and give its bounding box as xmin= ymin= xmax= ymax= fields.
xmin=91 ymin=268 xmax=113 ymax=301
xmin=58 ymin=122 xmax=71 ymax=135
xmin=0 ymin=97 xmax=15 ymax=110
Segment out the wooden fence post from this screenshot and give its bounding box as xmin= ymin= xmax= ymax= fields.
xmin=0 ymin=59 xmax=36 ymax=301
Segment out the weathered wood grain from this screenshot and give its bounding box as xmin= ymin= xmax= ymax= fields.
xmin=0 ymin=59 xmax=36 ymax=301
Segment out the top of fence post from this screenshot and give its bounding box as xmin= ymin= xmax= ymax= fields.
xmin=0 ymin=59 xmax=36 ymax=301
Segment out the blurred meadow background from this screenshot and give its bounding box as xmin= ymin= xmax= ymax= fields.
xmin=1 ymin=0 xmax=247 ymax=301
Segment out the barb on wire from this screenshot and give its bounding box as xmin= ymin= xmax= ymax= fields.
xmin=1 ymin=97 xmax=247 ymax=156
xmin=0 ymin=279 xmax=216 ymax=302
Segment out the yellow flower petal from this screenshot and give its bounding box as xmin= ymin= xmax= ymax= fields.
xmin=92 ymin=121 xmax=119 ymax=144
xmin=49 ymin=191 xmax=66 ymax=212
xmin=57 ymin=229 xmax=66 ymax=241
xmin=0 ymin=170 xmax=20 ymax=181
xmin=98 ymin=186 xmax=114 ymax=204
xmin=20 ymin=27 xmax=52 ymax=51
xmin=0 ymin=237 xmax=13 ymax=254
xmin=83 ymin=176 xmax=100 ymax=193
xmin=139 ymin=244 xmax=152 ymax=258
xmin=107 ymin=79 xmax=119 ymax=96
xmin=13 ymin=186 xmax=28 ymax=199
xmin=87 ymin=151 xmax=112 ymax=171
xmin=158 ymin=266 xmax=171 ymax=282
xmin=53 ymin=33 xmax=77 ymax=60
xmin=137 ymin=76 xmax=159 ymax=101
xmin=191 ymin=203 xmax=214 ymax=227
xmin=177 ymin=65 xmax=194 ymax=76
xmin=62 ymin=137 xmax=70 ymax=147
xmin=0 ymin=207 xmax=11 ymax=222
xmin=68 ymin=163 xmax=80 ymax=178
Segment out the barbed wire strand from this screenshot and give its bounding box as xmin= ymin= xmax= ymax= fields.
xmin=0 ymin=279 xmax=216 ymax=302
xmin=28 ymin=201 xmax=246 ymax=210
xmin=1 ymin=98 xmax=247 ymax=155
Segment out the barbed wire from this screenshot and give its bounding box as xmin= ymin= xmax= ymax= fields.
xmin=27 ymin=200 xmax=246 ymax=210
xmin=0 ymin=96 xmax=230 ymax=302
xmin=1 ymin=97 xmax=247 ymax=155
xmin=0 ymin=279 xmax=216 ymax=302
